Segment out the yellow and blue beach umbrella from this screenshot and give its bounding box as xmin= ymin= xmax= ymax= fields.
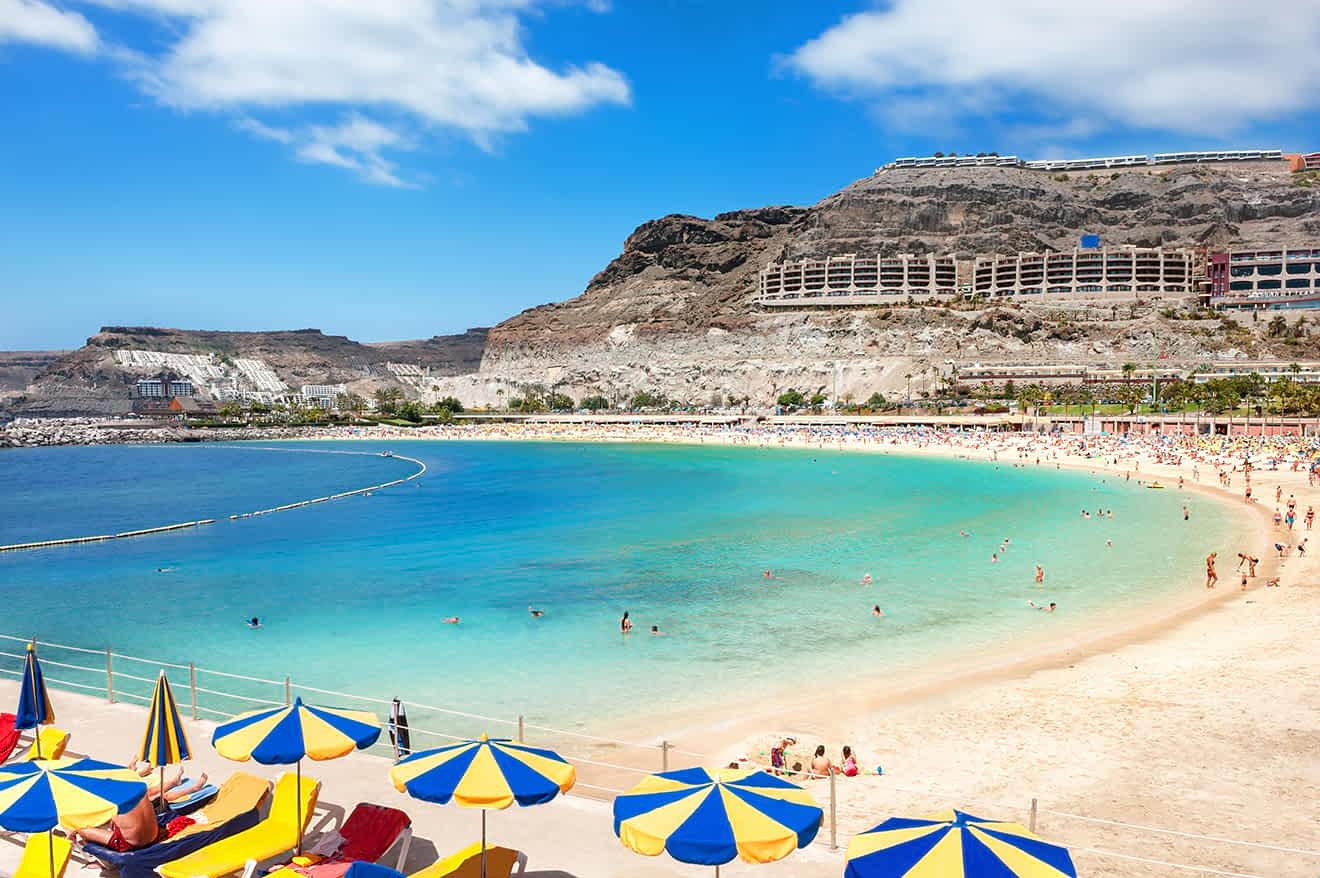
xmin=138 ymin=671 xmax=191 ymax=804
xmin=211 ymin=697 xmax=380 ymax=764
xmin=15 ymin=644 xmax=55 ymax=754
xmin=0 ymin=757 xmax=147 ymax=878
xmin=389 ymin=735 xmax=576 ymax=878
xmin=212 ymin=697 xmax=380 ymax=851
xmin=613 ymin=767 xmax=822 ymax=875
xmin=844 ymin=810 xmax=1077 ymax=877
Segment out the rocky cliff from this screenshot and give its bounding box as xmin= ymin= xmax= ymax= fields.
xmin=10 ymin=161 xmax=1320 ymax=415
xmin=432 ymin=161 xmax=1320 ymax=406
xmin=7 ymin=327 xmax=487 ymax=417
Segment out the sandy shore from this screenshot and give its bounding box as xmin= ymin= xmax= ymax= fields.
xmin=3 ymin=426 xmax=1317 ymax=876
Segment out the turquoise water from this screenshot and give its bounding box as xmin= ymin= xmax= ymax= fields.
xmin=0 ymin=440 xmax=1235 ymax=738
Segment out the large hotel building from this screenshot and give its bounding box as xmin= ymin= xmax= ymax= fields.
xmin=758 ymin=253 xmax=958 ymax=306
xmin=1206 ymin=247 xmax=1320 ymax=309
xmin=971 ymin=247 xmax=1196 ymax=299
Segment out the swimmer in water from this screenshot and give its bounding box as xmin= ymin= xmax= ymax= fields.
xmin=959 ymin=530 xmax=968 ymax=538
xmin=157 ymin=567 xmax=177 ymax=573
xmin=991 ymin=553 xmax=998 ymax=563
xmin=763 ymin=570 xmax=772 ymax=579
xmin=861 ymin=573 xmax=873 ymax=584
xmin=1027 ymin=601 xmax=1057 ymax=612
xmin=872 ymin=605 xmax=884 ymax=618
xmin=246 ymin=617 xmax=262 ymax=629
xmin=650 ymin=625 xmax=666 ymax=636
xmin=528 ymin=606 xmax=545 ymax=618
xmin=443 ymin=617 xmax=460 ymax=624
xmin=1035 ymin=565 xmax=1044 ymax=584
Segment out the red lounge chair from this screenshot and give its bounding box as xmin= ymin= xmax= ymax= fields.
xmin=269 ymin=803 xmax=413 ymax=878
xmin=0 ymin=713 xmax=18 ymax=763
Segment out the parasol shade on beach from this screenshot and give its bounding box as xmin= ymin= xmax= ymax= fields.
xmin=137 ymin=670 xmax=192 ymax=808
xmin=0 ymin=757 xmax=148 ymax=878
xmin=211 ymin=697 xmax=380 ymax=853
xmin=15 ymin=644 xmax=55 ymax=757
xmin=843 ymin=810 xmax=1077 ymax=877
xmin=612 ymin=766 xmax=822 ymax=877
xmin=389 ymin=735 xmax=576 ymax=878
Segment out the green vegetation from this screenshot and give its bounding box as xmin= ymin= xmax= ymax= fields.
xmin=581 ymin=395 xmax=610 ymax=411
xmin=776 ymin=390 xmax=805 ymax=408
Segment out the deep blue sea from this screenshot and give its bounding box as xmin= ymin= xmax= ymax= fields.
xmin=0 ymin=440 xmax=1234 ymax=741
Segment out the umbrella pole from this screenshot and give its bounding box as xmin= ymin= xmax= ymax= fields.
xmin=48 ymin=828 xmax=55 ymax=878
xmin=481 ymin=810 xmax=487 ymax=878
xmin=159 ymin=764 xmax=166 ymax=808
xmin=296 ymin=760 xmax=303 ymax=856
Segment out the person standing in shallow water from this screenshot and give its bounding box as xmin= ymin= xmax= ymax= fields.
xmin=620 ymin=611 xmax=633 ymax=634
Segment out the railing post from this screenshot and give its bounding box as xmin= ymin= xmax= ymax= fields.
xmin=661 ymin=740 xmax=671 ymax=772
xmin=1030 ymin=797 xmax=1038 ymax=833
xmin=517 ymin=715 xmax=525 ymax=743
xmin=189 ymin=663 xmax=198 ymax=720
xmin=105 ymin=648 xmax=114 ymax=703
xmin=284 ymin=677 xmax=292 ymax=706
xmin=829 ymin=771 xmax=838 ymax=850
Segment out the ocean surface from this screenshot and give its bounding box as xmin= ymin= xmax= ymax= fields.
xmin=0 ymin=440 xmax=1236 ymax=743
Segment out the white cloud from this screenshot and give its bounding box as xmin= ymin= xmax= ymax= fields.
xmin=0 ymin=0 xmax=98 ymax=53
xmin=789 ymin=0 xmax=1320 ymax=136
xmin=3 ymin=0 xmax=629 ymax=186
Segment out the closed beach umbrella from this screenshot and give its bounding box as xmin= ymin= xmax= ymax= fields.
xmin=613 ymin=766 xmax=822 ymax=876
xmin=844 ymin=810 xmax=1076 ymax=877
xmin=15 ymin=644 xmax=55 ymax=757
xmin=138 ymin=670 xmax=192 ymax=806
xmin=389 ymin=735 xmax=576 ymax=878
xmin=0 ymin=757 xmax=147 ymax=878
xmin=211 ymin=697 xmax=380 ymax=852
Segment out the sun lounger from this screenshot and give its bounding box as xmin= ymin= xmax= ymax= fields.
xmin=22 ymin=727 xmax=69 ymax=761
xmin=338 ymin=843 xmax=528 ymax=878
xmin=266 ymin=803 xmax=412 ymax=878
xmin=15 ymin=831 xmax=72 ymax=878
xmin=409 ymin=843 xmax=527 ymax=878
xmin=81 ymin=772 xmax=271 ymax=878
xmin=0 ymin=713 xmax=18 ymax=763
xmin=156 ymin=772 xmax=320 ymax=878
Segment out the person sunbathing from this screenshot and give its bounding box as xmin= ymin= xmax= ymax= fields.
xmin=129 ymin=759 xmax=209 ymax=803
xmin=71 ymin=795 xmax=160 ymax=852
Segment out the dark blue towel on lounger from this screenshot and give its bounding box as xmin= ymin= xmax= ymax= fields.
xmin=81 ymin=805 xmax=262 ymax=878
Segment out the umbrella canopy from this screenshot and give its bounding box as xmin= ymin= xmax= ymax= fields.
xmin=389 ymin=735 xmax=576 ymax=809
xmin=0 ymin=757 xmax=147 ymax=832
xmin=212 ymin=697 xmax=380 ymax=855
xmin=389 ymin=735 xmax=576 ymax=878
xmin=613 ymin=767 xmax=822 ymax=868
xmin=211 ymin=697 xmax=380 ymax=764
xmin=844 ymin=810 xmax=1077 ymax=878
xmin=139 ymin=671 xmax=192 ymax=768
xmin=15 ymin=644 xmax=54 ymax=732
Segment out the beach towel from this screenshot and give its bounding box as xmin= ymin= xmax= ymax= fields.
xmin=0 ymin=713 xmax=18 ymax=763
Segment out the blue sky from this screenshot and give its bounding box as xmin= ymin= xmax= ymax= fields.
xmin=2 ymin=0 xmax=1318 ymax=350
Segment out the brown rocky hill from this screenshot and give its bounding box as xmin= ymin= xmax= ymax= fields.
xmin=439 ymin=161 xmax=1320 ymax=406
xmin=7 ymin=326 xmax=487 ymax=417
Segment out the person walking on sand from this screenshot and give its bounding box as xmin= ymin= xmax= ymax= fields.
xmin=1205 ymin=552 xmax=1218 ymax=589
xmin=1306 ymin=506 xmax=1315 ymax=530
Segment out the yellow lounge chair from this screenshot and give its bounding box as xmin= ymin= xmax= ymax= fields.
xmin=157 ymin=772 xmax=320 ymax=878
xmin=23 ymin=727 xmax=69 ymax=761
xmin=169 ymin=772 xmax=272 ymax=842
xmin=15 ymin=831 xmax=72 ymax=878
xmin=410 ymin=843 xmax=527 ymax=878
